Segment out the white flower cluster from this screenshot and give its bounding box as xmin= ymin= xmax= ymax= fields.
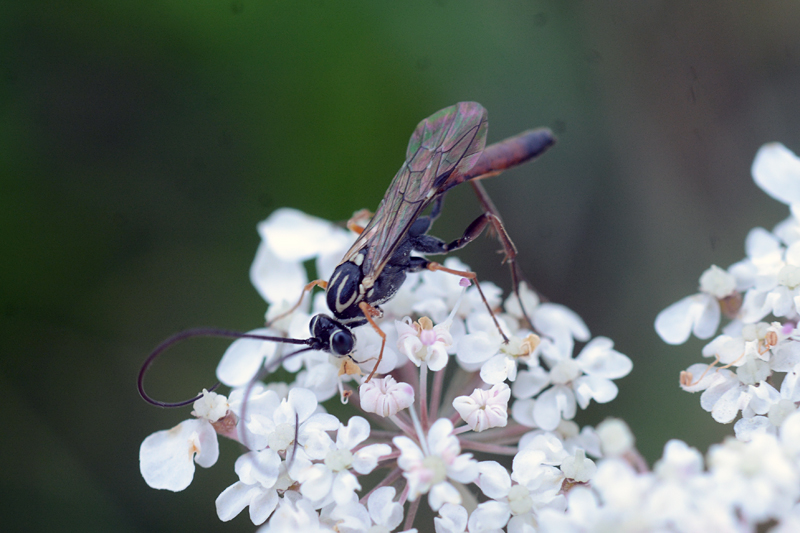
xmin=656 ymin=143 xmax=800 ymax=437
xmin=140 ymin=140 xmax=800 ymax=531
xmin=139 ymin=205 xmax=636 ymax=531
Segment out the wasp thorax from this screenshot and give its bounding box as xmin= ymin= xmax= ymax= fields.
xmin=327 ymin=261 xmax=363 ymax=318
xmin=310 ymin=314 xmax=355 ymax=356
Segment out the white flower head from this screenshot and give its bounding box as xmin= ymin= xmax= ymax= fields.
xmin=397 ymin=316 xmax=453 ymax=371
xmin=192 ymin=389 xmax=229 ymax=422
xmin=394 ymin=418 xmax=478 ymax=511
xmin=453 ymin=382 xmax=510 ymax=432
xmin=359 ymin=375 xmax=415 ymax=417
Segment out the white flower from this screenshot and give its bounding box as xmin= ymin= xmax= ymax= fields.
xmin=228 ymin=386 xmax=338 ymax=454
xmin=394 ymin=418 xmax=478 ymax=511
xmin=397 ymin=316 xmax=453 ymax=371
xmin=215 ymin=449 xmax=287 ymax=525
xmin=596 ymin=418 xmax=634 ymax=456
xmin=191 ymin=389 xmax=229 ymax=422
xmin=474 ymin=452 xmax=565 ymax=530
xmin=655 ymin=277 xmax=724 ymax=346
xmin=293 ymin=416 xmax=391 ymax=507
xmin=453 ymin=383 xmax=510 ymax=432
xmin=456 ymin=312 xmax=540 ymax=384
xmin=515 ymin=337 xmax=631 ymax=431
xmin=359 ymin=375 xmax=415 ymax=417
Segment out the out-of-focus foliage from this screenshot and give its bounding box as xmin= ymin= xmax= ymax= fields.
xmin=2 ymin=1 xmax=800 ymax=531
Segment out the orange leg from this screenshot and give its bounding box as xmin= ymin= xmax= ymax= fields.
xmin=358 ymin=301 xmax=386 ymax=383
xmin=426 ymin=262 xmax=510 ymax=344
xmin=266 ymin=279 xmax=328 ymax=327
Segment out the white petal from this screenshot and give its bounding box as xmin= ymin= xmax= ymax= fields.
xmin=711 ymin=385 xmax=747 ymax=423
xmin=752 ymin=143 xmax=800 ymax=205
xmin=435 ymin=503 xmax=468 ymax=533
xmin=734 ymin=415 xmax=773 ymax=441
xmin=429 ymin=481 xmax=461 ymax=511
xmin=332 ymin=470 xmax=362 ymax=505
xmin=533 ymin=303 xmax=590 ymax=343
xmin=215 ymin=481 xmax=259 ymax=522
xmin=573 ymin=376 xmax=618 ymax=408
xmin=353 ymin=443 xmax=392 ymax=474
xmin=248 ymin=488 xmax=279 ymax=525
xmin=448 ymin=453 xmax=479 ymax=483
xmin=139 ymin=419 xmax=218 ymax=491
xmin=575 ymin=337 xmax=632 ymax=379
xmin=533 ymin=386 xmax=576 ymax=431
xmin=480 ymin=353 xmax=514 ymax=385
xmin=427 ymin=418 xmax=457 ymax=455
xmin=368 ymin=487 xmax=403 ymax=529
xmin=257 ymin=208 xmax=348 ymax=261
xmin=337 ymin=416 xmax=370 ymax=450
xmin=234 ymin=449 xmax=280 ymax=488
xmin=468 ymin=500 xmax=511 ymax=532
xmin=511 ymin=398 xmax=537 ymax=428
xmin=476 ymin=461 xmax=511 ymax=499
xmin=286 ymin=387 xmax=318 ymax=424
xmin=216 ymin=328 xmax=277 ymax=387
xmin=512 ymin=367 xmax=550 ymax=399
xmin=457 ymin=332 xmax=500 ymax=364
xmin=250 ymin=241 xmax=308 ymax=305
xmin=298 ymin=464 xmax=333 ymax=502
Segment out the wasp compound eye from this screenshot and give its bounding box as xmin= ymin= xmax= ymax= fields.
xmin=331 ymin=329 xmax=354 ymax=356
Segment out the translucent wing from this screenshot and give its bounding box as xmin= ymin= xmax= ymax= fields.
xmin=342 ymin=102 xmax=488 ymax=283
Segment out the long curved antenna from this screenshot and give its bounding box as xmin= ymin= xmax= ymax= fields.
xmin=138 ymin=327 xmax=314 ymax=408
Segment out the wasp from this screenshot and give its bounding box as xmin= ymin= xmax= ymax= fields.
xmin=277 ymin=102 xmax=554 ymax=382
xmin=139 ymin=102 xmax=554 ymax=407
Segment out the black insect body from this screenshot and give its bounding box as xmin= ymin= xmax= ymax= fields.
xmin=289 ymin=102 xmax=556 ymax=382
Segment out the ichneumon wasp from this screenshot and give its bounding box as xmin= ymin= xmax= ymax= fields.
xmin=138 ymin=101 xmax=555 ymax=407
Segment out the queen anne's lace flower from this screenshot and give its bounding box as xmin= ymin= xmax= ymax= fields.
xmin=394 ymin=418 xmax=479 ymax=511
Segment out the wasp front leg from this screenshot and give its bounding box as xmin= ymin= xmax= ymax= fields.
xmin=357 ymin=301 xmax=386 ymax=383
xmin=266 ymin=279 xmax=328 ymax=327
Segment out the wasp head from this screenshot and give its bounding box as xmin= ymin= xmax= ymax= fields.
xmin=309 ymin=314 xmax=355 ymax=357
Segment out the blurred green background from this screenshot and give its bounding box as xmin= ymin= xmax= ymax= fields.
xmin=3 ymin=1 xmax=800 ymax=531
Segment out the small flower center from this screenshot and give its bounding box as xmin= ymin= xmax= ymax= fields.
xmin=507 ymin=484 xmax=533 ymax=515
xmin=268 ymin=422 xmax=295 ymax=452
xmin=324 ymin=448 xmax=353 ymax=472
xmin=501 ymin=334 xmax=541 ymax=359
xmin=420 ymin=328 xmax=438 ymax=346
xmin=699 ymin=265 xmax=736 ymax=298
xmin=421 ymin=455 xmax=447 ymax=485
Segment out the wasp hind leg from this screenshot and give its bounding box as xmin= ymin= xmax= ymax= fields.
xmin=420 ymin=259 xmax=510 ymax=344
xmin=468 ymin=180 xmax=538 ymax=331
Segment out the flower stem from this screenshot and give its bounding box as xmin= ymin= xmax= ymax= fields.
xmin=458 ymin=439 xmax=518 ymax=455
xmin=419 ymin=362 xmax=429 ymax=430
xmin=404 ymin=496 xmax=421 ymax=531
xmin=429 ymin=363 xmax=446 ymax=420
